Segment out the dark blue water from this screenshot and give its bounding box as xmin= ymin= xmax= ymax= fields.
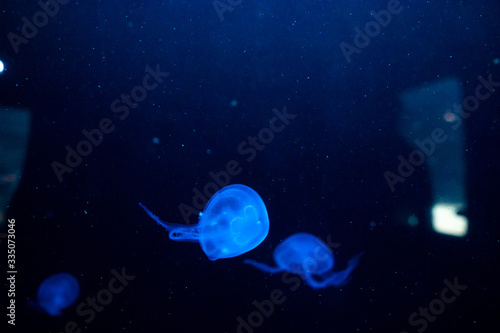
xmin=1 ymin=0 xmax=499 ymax=332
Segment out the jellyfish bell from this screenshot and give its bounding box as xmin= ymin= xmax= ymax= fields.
xmin=274 ymin=233 xmax=334 ymax=275
xmin=30 ymin=273 xmax=80 ymax=316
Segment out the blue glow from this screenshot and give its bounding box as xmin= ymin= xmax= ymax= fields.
xmin=244 ymin=233 xmax=362 ymax=289
xmin=139 ymin=184 xmax=269 ymax=260
xmin=0 ymin=60 xmax=4 ymax=73
xmin=35 ymin=273 xmax=80 ymax=316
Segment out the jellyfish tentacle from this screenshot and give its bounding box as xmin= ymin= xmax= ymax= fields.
xmin=139 ymin=202 xmax=185 ymax=229
xmin=310 ymin=252 xmax=363 ymax=288
xmin=303 ymin=275 xmax=334 ymax=289
xmin=168 ymin=227 xmax=200 ymax=242
xmin=139 ymin=203 xmax=200 ymax=242
xmin=244 ymin=259 xmax=284 ymax=274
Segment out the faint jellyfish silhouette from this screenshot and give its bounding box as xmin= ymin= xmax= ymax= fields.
xmin=31 ymin=273 xmax=80 ymax=316
xmin=139 ymin=184 xmax=269 ymax=261
xmin=244 ymin=233 xmax=362 ymax=289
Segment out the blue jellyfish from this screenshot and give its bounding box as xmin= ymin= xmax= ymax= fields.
xmin=139 ymin=184 xmax=269 ymax=261
xmin=244 ymin=233 xmax=362 ymax=289
xmin=32 ymin=273 xmax=80 ymax=316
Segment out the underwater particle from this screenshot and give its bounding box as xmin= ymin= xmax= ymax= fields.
xmin=369 ymin=221 xmax=376 ymax=228
xmin=493 ymin=58 xmax=500 ymax=65
xmin=0 ymin=60 xmax=4 ymax=73
xmin=443 ymin=112 xmax=456 ymax=122
xmin=206 ymin=149 xmax=212 ymax=155
xmin=152 ymin=137 xmax=160 ymax=144
xmin=230 ymin=99 xmax=238 ymax=107
xmin=408 ymin=214 xmax=419 ymax=227
xmin=1 ymin=173 xmax=17 ymax=183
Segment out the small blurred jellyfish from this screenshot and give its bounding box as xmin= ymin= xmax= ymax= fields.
xmin=30 ymin=273 xmax=80 ymax=316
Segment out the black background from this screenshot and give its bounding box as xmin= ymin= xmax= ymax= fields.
xmin=1 ymin=0 xmax=499 ymax=332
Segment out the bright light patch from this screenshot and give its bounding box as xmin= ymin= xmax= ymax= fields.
xmin=431 ymin=203 xmax=468 ymax=237
xmin=0 ymin=60 xmax=4 ymax=73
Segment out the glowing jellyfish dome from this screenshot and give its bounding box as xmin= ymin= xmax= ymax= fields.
xmin=33 ymin=273 xmax=80 ymax=316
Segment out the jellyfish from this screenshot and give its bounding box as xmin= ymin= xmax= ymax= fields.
xmin=139 ymin=184 xmax=269 ymax=261
xmin=30 ymin=273 xmax=80 ymax=316
xmin=244 ymin=233 xmax=362 ymax=289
